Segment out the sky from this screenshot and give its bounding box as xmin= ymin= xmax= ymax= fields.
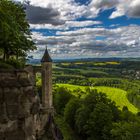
xmin=16 ymin=0 xmax=140 ymax=59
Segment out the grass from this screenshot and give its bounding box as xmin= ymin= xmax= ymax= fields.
xmin=56 ymin=84 xmax=139 ymax=114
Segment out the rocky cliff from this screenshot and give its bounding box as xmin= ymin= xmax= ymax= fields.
xmin=0 ymin=69 xmax=49 ymax=140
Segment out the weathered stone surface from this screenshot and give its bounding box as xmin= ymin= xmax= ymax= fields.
xmin=0 ymin=70 xmax=40 ymax=140
xmin=0 ymin=88 xmax=3 ymax=104
xmin=5 ymin=130 xmax=25 ymax=140
xmin=0 ymin=78 xmax=20 ymax=87
xmin=0 ymin=103 xmax=8 ymax=124
xmin=0 ymin=64 xmax=53 ymax=140
xmin=4 ymin=88 xmax=19 ymax=104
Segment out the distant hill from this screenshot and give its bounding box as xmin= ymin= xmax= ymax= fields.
xmin=27 ymin=59 xmax=41 ymax=65
xmin=27 ymin=57 xmax=140 ymax=65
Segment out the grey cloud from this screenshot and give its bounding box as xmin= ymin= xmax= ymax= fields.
xmin=70 ymin=40 xmax=128 ymax=53
xmin=110 ymin=0 xmax=140 ymax=18
xmin=92 ymin=0 xmax=119 ymax=9
xmin=25 ymin=5 xmax=65 ymax=25
xmin=128 ymin=4 xmax=140 ymax=18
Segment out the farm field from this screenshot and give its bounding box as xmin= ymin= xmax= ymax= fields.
xmin=56 ymin=84 xmax=139 ymax=113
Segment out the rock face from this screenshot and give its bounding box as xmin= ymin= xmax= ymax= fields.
xmin=0 ymin=69 xmax=49 ymax=140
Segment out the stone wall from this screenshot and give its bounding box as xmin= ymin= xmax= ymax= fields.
xmin=0 ymin=69 xmax=49 ymax=140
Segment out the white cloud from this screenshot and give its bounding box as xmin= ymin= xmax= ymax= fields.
xmin=15 ymin=0 xmax=140 ymax=58
xmin=31 ymin=25 xmax=140 ymax=58
xmin=24 ymin=0 xmax=88 ymax=20
xmin=56 ymin=28 xmax=106 ymax=36
xmin=110 ymin=0 xmax=140 ymax=19
xmin=30 ymin=20 xmax=102 ymax=30
xmin=17 ymin=0 xmax=140 ymax=22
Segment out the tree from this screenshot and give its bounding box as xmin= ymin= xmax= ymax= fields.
xmin=53 ymin=87 xmax=73 ymax=115
xmin=85 ymin=102 xmax=113 ymax=140
xmin=111 ymin=121 xmax=140 ymax=140
xmin=64 ymin=98 xmax=81 ymax=128
xmin=75 ymin=90 xmax=120 ymax=140
xmin=0 ymin=0 xmax=36 ymax=61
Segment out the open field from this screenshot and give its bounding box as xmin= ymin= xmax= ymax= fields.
xmin=56 ymin=84 xmax=139 ymax=114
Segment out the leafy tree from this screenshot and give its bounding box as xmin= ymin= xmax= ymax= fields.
xmin=75 ymin=90 xmax=120 ymax=140
xmin=111 ymin=121 xmax=140 ymax=140
xmin=86 ymin=103 xmax=113 ymax=140
xmin=0 ymin=0 xmax=36 ymax=61
xmin=53 ymin=87 xmax=73 ymax=115
xmin=64 ymin=98 xmax=81 ymax=128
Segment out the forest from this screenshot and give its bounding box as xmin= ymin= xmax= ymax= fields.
xmin=36 ymin=60 xmax=140 ymax=140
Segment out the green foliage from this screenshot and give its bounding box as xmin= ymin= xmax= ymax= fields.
xmin=57 ymin=84 xmax=139 ymax=113
xmin=35 ymin=74 xmax=42 ymax=99
xmin=111 ymin=121 xmax=140 ymax=140
xmin=85 ymin=102 xmax=113 ymax=140
xmin=6 ymin=58 xmax=25 ymax=68
xmin=64 ymin=98 xmax=81 ymax=128
xmin=53 ymin=61 xmax=140 ymax=140
xmin=54 ymin=85 xmax=140 ymax=140
xmin=75 ymin=91 xmax=120 ymax=140
xmin=53 ymin=87 xmax=74 ymax=115
xmin=0 ymin=0 xmax=36 ymax=61
xmin=54 ymin=115 xmax=80 ymax=140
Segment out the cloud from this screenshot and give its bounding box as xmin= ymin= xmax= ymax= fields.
xmin=19 ymin=0 xmax=140 ymax=21
xmin=88 ymin=0 xmax=140 ymax=19
xmin=30 ymin=20 xmax=102 ymax=30
xmin=31 ymin=25 xmax=140 ymax=58
xmin=128 ymin=0 xmax=140 ymax=18
xmin=56 ymin=28 xmax=106 ymax=36
xmin=90 ymin=0 xmax=118 ymax=10
xmin=26 ymin=5 xmax=64 ymax=25
xmin=24 ymin=0 xmax=88 ymax=20
xmin=15 ymin=0 xmax=140 ymax=59
xmin=110 ymin=0 xmax=140 ymax=19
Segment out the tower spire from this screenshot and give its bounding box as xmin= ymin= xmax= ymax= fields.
xmin=41 ymin=46 xmax=52 ymax=108
xmin=41 ymin=47 xmax=52 ymax=63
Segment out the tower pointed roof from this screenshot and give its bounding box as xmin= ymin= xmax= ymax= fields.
xmin=41 ymin=47 xmax=52 ymax=62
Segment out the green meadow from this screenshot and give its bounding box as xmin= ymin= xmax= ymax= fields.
xmin=56 ymin=84 xmax=139 ymax=114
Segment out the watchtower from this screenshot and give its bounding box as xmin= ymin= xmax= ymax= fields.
xmin=41 ymin=48 xmax=52 ymax=108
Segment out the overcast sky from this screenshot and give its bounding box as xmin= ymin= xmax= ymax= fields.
xmin=16 ymin=0 xmax=140 ymax=59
